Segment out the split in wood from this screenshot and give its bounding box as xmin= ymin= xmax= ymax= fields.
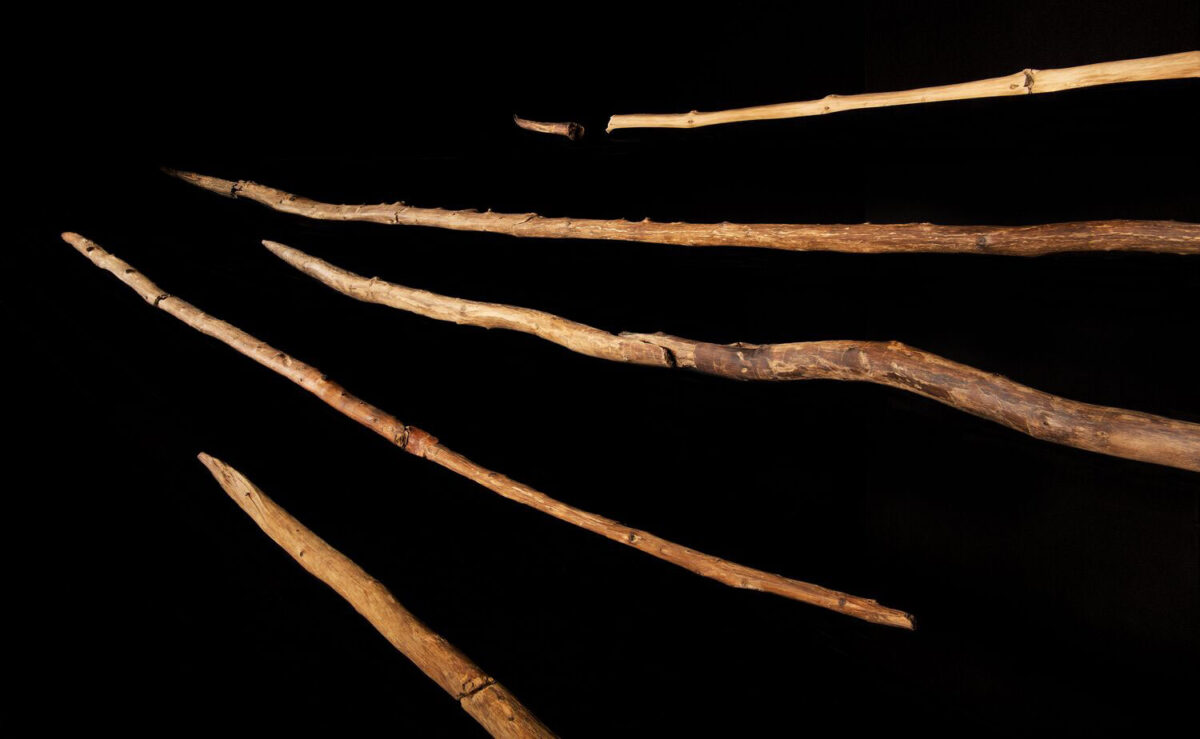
xmin=262 ymin=240 xmax=1200 ymax=473
xmin=63 ymin=232 xmax=914 ymax=629
xmin=165 ymin=170 xmax=1200 ymax=256
xmin=513 ymin=115 xmax=584 ymax=140
xmin=606 ymin=51 xmax=1200 ymax=131
xmin=199 ymin=453 xmax=556 ymax=738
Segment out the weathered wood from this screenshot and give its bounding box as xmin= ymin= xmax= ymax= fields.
xmin=198 ymin=453 xmax=556 ymax=738
xmin=606 ymin=51 xmax=1200 ymax=131
xmin=166 ymin=170 xmax=1200 ymax=256
xmin=513 ymin=115 xmax=584 ymax=140
xmin=264 ymin=240 xmax=1200 ymax=473
xmin=64 ymin=232 xmax=914 ymax=628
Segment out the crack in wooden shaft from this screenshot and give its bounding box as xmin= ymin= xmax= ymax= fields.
xmin=165 ymin=170 xmax=1200 ymax=256
xmin=606 ymin=51 xmax=1200 ymax=131
xmin=199 ymin=453 xmax=557 ymax=738
xmin=263 ymin=241 xmax=1200 ymax=473
xmin=63 ymin=232 xmax=914 ymax=628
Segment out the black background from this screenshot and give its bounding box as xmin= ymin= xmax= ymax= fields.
xmin=12 ymin=2 xmax=1199 ymax=735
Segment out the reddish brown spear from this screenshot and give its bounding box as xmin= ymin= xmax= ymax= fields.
xmin=64 ymin=232 xmax=913 ymax=628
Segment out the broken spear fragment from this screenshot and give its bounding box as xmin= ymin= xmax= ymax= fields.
xmin=63 ymin=232 xmax=913 ymax=629
xmin=164 ymin=169 xmax=1200 ymax=256
xmin=199 ymin=453 xmax=557 ymax=738
xmin=262 ymin=240 xmax=1200 ymax=473
xmin=513 ymin=115 xmax=585 ymax=140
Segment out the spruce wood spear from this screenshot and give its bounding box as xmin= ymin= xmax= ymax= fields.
xmin=262 ymin=240 xmax=1200 ymax=473
xmin=606 ymin=51 xmax=1200 ymax=132
xmin=199 ymin=453 xmax=557 ymax=738
xmin=64 ymin=232 xmax=913 ymax=628
xmin=165 ymin=169 xmax=1200 ymax=256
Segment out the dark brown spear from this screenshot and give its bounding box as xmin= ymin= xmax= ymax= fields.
xmin=64 ymin=232 xmax=913 ymax=628
xmin=513 ymin=115 xmax=585 ymax=140
xmin=606 ymin=51 xmax=1200 ymax=131
xmin=262 ymin=240 xmax=1200 ymax=473
xmin=165 ymin=170 xmax=1200 ymax=256
xmin=199 ymin=453 xmax=556 ymax=738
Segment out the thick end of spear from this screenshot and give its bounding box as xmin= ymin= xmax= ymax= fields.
xmin=161 ymin=168 xmax=240 ymax=198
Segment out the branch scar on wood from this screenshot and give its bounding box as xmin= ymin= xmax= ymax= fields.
xmin=165 ymin=170 xmax=1200 ymax=256
xmin=263 ymin=240 xmax=1200 ymax=473
xmin=64 ymin=232 xmax=914 ymax=629
xmin=199 ymin=453 xmax=557 ymax=738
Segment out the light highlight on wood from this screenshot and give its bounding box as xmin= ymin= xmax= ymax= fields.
xmin=199 ymin=453 xmax=556 ymax=738
xmin=606 ymin=51 xmax=1200 ymax=131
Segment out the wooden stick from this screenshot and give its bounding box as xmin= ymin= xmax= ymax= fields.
xmin=513 ymin=115 xmax=584 ymax=140
xmin=165 ymin=170 xmax=1200 ymax=256
xmin=64 ymin=232 xmax=913 ymax=628
xmin=198 ymin=453 xmax=556 ymax=738
xmin=606 ymin=51 xmax=1200 ymax=131
xmin=263 ymin=240 xmax=1200 ymax=473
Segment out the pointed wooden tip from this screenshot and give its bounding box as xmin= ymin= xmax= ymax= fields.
xmin=261 ymin=239 xmax=306 ymax=268
xmin=197 ymin=453 xmax=254 ymax=509
xmin=62 ymin=232 xmax=98 ymax=255
xmin=163 ymin=168 xmax=240 ymax=198
xmin=196 ymin=451 xmax=228 ymax=479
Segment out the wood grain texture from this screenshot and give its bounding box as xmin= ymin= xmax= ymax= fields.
xmin=513 ymin=115 xmax=584 ymax=140
xmin=166 ymin=170 xmax=1200 ymax=256
xmin=64 ymin=232 xmax=913 ymax=628
xmin=264 ymin=241 xmax=1200 ymax=473
xmin=606 ymin=51 xmax=1200 ymax=131
xmin=198 ymin=453 xmax=556 ymax=739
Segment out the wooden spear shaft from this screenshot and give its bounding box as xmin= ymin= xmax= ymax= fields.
xmin=64 ymin=232 xmax=913 ymax=628
xmin=198 ymin=453 xmax=556 ymax=738
xmin=165 ymin=170 xmax=1200 ymax=256
xmin=262 ymin=240 xmax=1200 ymax=473
xmin=606 ymin=51 xmax=1200 ymax=131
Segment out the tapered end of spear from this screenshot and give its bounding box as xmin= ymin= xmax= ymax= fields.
xmin=61 ymin=232 xmax=91 ymax=253
xmin=261 ymin=239 xmax=294 ymax=259
xmin=262 ymin=240 xmax=310 ymax=272
xmin=162 ymin=168 xmax=240 ymax=198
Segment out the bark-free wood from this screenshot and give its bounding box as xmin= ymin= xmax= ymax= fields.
xmin=198 ymin=453 xmax=556 ymax=738
xmin=166 ymin=170 xmax=1200 ymax=256
xmin=64 ymin=232 xmax=913 ymax=628
xmin=264 ymin=240 xmax=1200 ymax=473
xmin=606 ymin=51 xmax=1200 ymax=131
xmin=513 ymin=115 xmax=584 ymax=140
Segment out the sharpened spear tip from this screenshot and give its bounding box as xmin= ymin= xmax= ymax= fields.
xmin=162 ymin=168 xmax=239 ymax=197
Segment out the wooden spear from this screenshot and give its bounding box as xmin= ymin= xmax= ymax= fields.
xmin=606 ymin=51 xmax=1200 ymax=132
xmin=198 ymin=453 xmax=556 ymax=738
xmin=64 ymin=232 xmax=913 ymax=628
xmin=262 ymin=240 xmax=1200 ymax=473
xmin=165 ymin=170 xmax=1200 ymax=256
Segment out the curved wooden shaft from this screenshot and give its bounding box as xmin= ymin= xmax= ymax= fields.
xmin=63 ymin=232 xmax=914 ymax=628
xmin=200 ymin=454 xmax=556 ymax=738
xmin=167 ymin=170 xmax=1200 ymax=256
xmin=264 ymin=240 xmax=1200 ymax=473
